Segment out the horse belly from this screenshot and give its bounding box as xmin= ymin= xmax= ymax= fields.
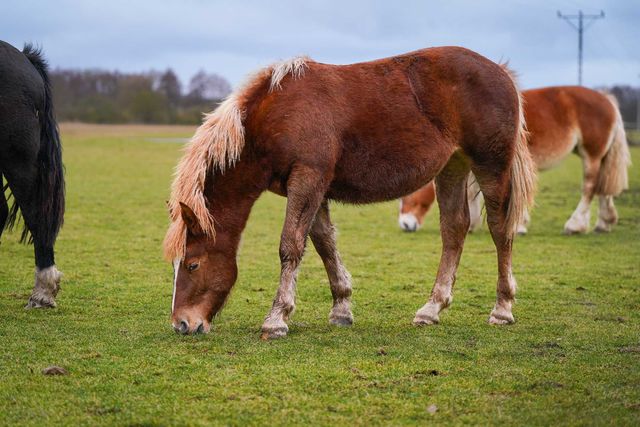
xmin=327 ymin=139 xmax=451 ymax=204
xmin=530 ymin=128 xmax=578 ymax=171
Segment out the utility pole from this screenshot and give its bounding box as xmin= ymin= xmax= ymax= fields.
xmin=557 ymin=10 xmax=605 ymax=86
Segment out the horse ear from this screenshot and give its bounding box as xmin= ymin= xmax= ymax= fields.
xmin=179 ymin=202 xmax=203 ymax=236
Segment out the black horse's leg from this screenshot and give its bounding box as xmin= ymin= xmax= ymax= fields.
xmin=27 ymin=247 xmax=61 ymax=308
xmin=0 ymin=176 xmax=8 ymax=240
xmin=3 ymin=155 xmax=61 ymax=308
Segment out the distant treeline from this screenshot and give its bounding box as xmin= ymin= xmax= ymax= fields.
xmin=51 ymin=68 xmax=231 ymax=124
xmin=607 ymin=85 xmax=640 ymax=129
xmin=50 ymin=68 xmax=639 ymax=127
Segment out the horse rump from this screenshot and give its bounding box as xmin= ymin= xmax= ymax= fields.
xmin=2 ymin=44 xmax=65 ymax=245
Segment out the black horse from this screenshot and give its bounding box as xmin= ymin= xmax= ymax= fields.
xmin=0 ymin=41 xmax=65 ymax=308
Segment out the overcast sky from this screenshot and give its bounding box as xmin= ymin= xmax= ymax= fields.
xmin=2 ymin=0 xmax=638 ymax=90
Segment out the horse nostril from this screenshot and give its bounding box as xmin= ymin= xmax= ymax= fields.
xmin=195 ymin=323 xmax=204 ymax=334
xmin=402 ymin=221 xmax=417 ymax=232
xmin=178 ymin=320 xmax=189 ymax=334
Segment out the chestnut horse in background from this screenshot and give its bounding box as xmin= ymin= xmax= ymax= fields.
xmin=400 ymin=86 xmax=630 ymax=234
xmin=164 ymin=47 xmax=535 ymax=339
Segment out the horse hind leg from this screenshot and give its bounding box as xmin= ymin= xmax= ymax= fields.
xmin=465 ymin=173 xmax=530 ymax=235
xmin=28 ymin=266 xmax=62 ymax=308
xmin=476 ymin=170 xmax=518 ymax=324
xmin=517 ymin=209 xmax=531 ymax=235
xmin=595 ymin=195 xmax=618 ymax=232
xmin=414 ymin=153 xmax=470 ymax=325
xmin=471 ymin=131 xmax=535 ymax=324
xmin=309 ymin=200 xmax=353 ymax=326
xmin=594 ymin=120 xmax=630 ymax=232
xmin=0 ymin=178 xmax=7 ymax=240
xmin=467 ymin=173 xmax=484 ymax=233
xmin=3 ymin=163 xmax=61 ymax=308
xmin=564 ymin=156 xmax=600 ymax=234
xmin=24 ymin=211 xmax=62 ymax=308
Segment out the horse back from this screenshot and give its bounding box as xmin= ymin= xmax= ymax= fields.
xmin=245 ymin=47 xmax=519 ymax=203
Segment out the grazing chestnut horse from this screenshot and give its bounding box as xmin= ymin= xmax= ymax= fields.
xmin=0 ymin=41 xmax=65 ymax=308
xmin=164 ymin=47 xmax=536 ymax=338
xmin=400 ymin=86 xmax=630 ymax=234
xmin=398 ymin=182 xmax=436 ymax=232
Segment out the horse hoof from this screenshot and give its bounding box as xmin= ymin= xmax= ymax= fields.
xmin=488 ymin=312 xmax=515 ymax=325
xmin=412 ymin=315 xmax=439 ymax=326
xmin=25 ymin=297 xmax=56 ymax=309
xmin=329 ymin=315 xmax=353 ymax=327
xmin=260 ymin=326 xmax=288 ymax=340
xmin=563 ymin=227 xmax=586 ymax=235
xmin=594 ymin=220 xmax=613 ymax=233
xmin=413 ymin=302 xmax=442 ymax=326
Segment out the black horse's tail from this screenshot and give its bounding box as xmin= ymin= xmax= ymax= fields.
xmin=13 ymin=44 xmax=65 ymax=246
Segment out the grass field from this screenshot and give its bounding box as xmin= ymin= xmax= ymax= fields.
xmin=1 ymin=123 xmax=639 ymax=426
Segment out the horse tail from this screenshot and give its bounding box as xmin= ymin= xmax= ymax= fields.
xmin=504 ymin=77 xmax=536 ymax=237
xmin=595 ymin=93 xmax=631 ymax=196
xmin=21 ymin=43 xmax=65 ymax=245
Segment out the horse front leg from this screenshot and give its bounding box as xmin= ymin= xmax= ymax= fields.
xmin=309 ymin=200 xmax=353 ymax=326
xmin=261 ymin=166 xmax=328 ymax=339
xmin=414 ymin=156 xmax=470 ymax=325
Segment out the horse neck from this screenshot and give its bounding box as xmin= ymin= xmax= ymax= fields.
xmin=205 ymin=159 xmax=268 ymax=251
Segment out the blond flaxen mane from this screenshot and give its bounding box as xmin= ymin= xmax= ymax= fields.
xmin=270 ymin=56 xmax=309 ymax=91
xmin=163 ymin=56 xmax=310 ymax=260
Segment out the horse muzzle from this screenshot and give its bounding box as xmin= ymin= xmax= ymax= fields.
xmin=398 ymin=213 xmax=420 ymax=232
xmin=172 ymin=317 xmax=211 ymax=335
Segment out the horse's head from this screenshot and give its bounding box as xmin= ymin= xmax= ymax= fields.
xmin=398 ymin=182 xmax=436 ymax=232
xmin=170 ymin=203 xmax=238 ymax=335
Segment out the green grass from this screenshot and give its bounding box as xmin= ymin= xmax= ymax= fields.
xmin=1 ymin=124 xmax=639 ymax=426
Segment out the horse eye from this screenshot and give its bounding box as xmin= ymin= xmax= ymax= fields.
xmin=187 ymin=262 xmax=199 ymax=272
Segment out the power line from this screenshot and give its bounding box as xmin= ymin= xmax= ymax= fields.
xmin=557 ymin=10 xmax=605 ymax=86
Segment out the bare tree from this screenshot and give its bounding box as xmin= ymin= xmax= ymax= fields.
xmin=188 ymin=70 xmax=232 ymax=101
xmin=158 ymin=69 xmax=182 ymax=107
